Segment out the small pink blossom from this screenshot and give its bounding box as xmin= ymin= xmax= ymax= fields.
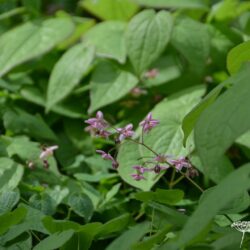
xmin=139 ymin=113 xmax=159 ymax=133
xmin=130 ymin=87 xmax=147 ymax=97
xmin=112 ymin=161 xmax=119 ymax=169
xmin=154 ymin=154 xmax=171 ymax=163
xmin=39 ymin=145 xmax=58 ymax=159
xmin=133 ymin=165 xmax=152 ymax=174
xmin=117 ymin=124 xmax=134 ymax=141
xmin=85 ymin=111 xmax=108 ymax=130
xmin=168 ymin=157 xmax=191 ymax=171
xmin=144 ymin=68 xmax=159 ymax=79
xmin=96 ymin=150 xmax=114 ymax=161
xmin=153 ymin=164 xmax=169 ymax=174
xmin=131 ymin=173 xmax=145 ymax=181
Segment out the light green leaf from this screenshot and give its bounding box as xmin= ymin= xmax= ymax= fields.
xmin=194 ymin=64 xmax=250 ymax=182
xmin=89 ymin=61 xmax=138 ymax=113
xmin=33 ymin=230 xmax=74 ymax=250
xmin=47 ymin=43 xmax=95 ymax=110
xmin=80 ymin=0 xmax=138 ymax=21
xmin=0 ymin=158 xmax=24 ymax=192
xmin=84 ymin=21 xmax=126 ymax=63
xmin=171 ymin=17 xmax=210 ymax=75
xmin=0 ymin=18 xmax=75 ymax=77
xmin=159 ymin=163 xmax=250 ymax=249
xmin=135 ymin=0 xmax=208 ymax=10
xmin=134 ymin=189 xmax=184 ymax=205
xmin=106 ymin=222 xmax=150 ymax=250
xmin=227 ymin=40 xmax=250 ymax=74
xmin=126 ymin=9 xmax=173 ymax=75
xmin=236 ymin=130 xmax=250 ymax=148
xmin=0 ymin=190 xmax=20 ymax=214
xmin=0 ymin=207 xmax=27 ymax=235
xmin=68 ymin=193 xmax=94 ymax=221
xmin=117 ymin=86 xmax=206 ymax=190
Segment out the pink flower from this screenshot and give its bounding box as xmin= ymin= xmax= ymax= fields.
xmin=117 ymin=124 xmax=134 ymax=141
xmin=131 ymin=173 xmax=145 ymax=181
xmin=133 ymin=165 xmax=152 ymax=174
xmin=39 ymin=145 xmax=58 ymax=159
xmin=96 ymin=150 xmax=114 ymax=161
xmin=153 ymin=164 xmax=169 ymax=174
xmin=130 ymin=87 xmax=147 ymax=97
xmin=85 ymin=111 xmax=108 ymax=130
xmin=168 ymin=157 xmax=191 ymax=171
xmin=139 ymin=113 xmax=159 ymax=133
xmin=154 ymin=154 xmax=171 ymax=163
xmin=144 ymin=68 xmax=159 ymax=79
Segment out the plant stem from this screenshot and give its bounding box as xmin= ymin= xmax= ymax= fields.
xmin=169 ymin=168 xmax=176 ymax=189
xmin=170 ymin=175 xmax=185 ymax=188
xmin=128 ymin=138 xmax=158 ymax=156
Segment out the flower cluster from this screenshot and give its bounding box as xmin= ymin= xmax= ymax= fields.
xmin=85 ymin=111 xmax=198 ymax=182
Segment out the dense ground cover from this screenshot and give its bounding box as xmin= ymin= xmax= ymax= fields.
xmin=1 ymin=0 xmax=250 ymax=249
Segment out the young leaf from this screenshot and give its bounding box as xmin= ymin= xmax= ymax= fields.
xmin=33 ymin=230 xmax=74 ymax=250
xmin=46 ymin=43 xmax=95 ymax=110
xmin=126 ymin=9 xmax=173 ymax=75
xmin=80 ymin=0 xmax=138 ymax=21
xmin=0 ymin=18 xmax=75 ymax=77
xmin=89 ymin=61 xmax=138 ymax=113
xmin=83 ymin=21 xmax=126 ymax=63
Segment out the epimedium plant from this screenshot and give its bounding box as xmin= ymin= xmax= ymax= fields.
xmin=0 ymin=0 xmax=250 ymax=249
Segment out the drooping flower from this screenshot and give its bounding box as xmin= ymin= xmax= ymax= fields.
xmin=153 ymin=164 xmax=169 ymax=174
xmin=117 ymin=124 xmax=134 ymax=141
xmin=168 ymin=157 xmax=191 ymax=171
xmin=144 ymin=68 xmax=159 ymax=79
xmin=131 ymin=173 xmax=145 ymax=181
xmin=96 ymin=150 xmax=114 ymax=161
xmin=39 ymin=145 xmax=58 ymax=159
xmin=132 ymin=165 xmax=152 ymax=174
xmin=130 ymin=87 xmax=148 ymax=97
xmin=85 ymin=111 xmax=108 ymax=130
xmin=112 ymin=160 xmax=119 ymax=169
xmin=139 ymin=112 xmax=159 ymax=133
xmin=186 ymin=167 xmax=199 ymax=178
xmin=154 ymin=154 xmax=172 ymax=163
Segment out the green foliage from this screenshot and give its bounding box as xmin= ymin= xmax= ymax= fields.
xmin=0 ymin=0 xmax=250 ymax=249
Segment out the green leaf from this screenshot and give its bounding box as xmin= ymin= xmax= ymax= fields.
xmin=3 ymin=108 xmax=57 ymax=141
xmin=182 ymin=82 xmax=229 ymax=145
xmin=89 ymin=61 xmax=138 ymax=113
xmin=126 ymin=9 xmax=173 ymax=75
xmin=236 ymin=130 xmax=250 ymax=148
xmin=0 ymin=207 xmax=27 ymax=235
xmin=132 ymin=224 xmax=172 ymax=250
xmin=200 ymin=188 xmax=250 ymax=214
xmin=159 ymin=163 xmax=250 ymax=249
xmin=134 ymin=189 xmax=184 ymax=205
xmin=0 ymin=190 xmax=20 ymax=214
xmin=0 ymin=158 xmax=24 ymax=192
xmin=67 ymin=193 xmax=94 ymax=221
xmin=117 ymin=86 xmax=206 ymax=190
xmin=135 ymin=0 xmax=208 ymax=10
xmin=33 ymin=230 xmax=74 ymax=250
xmin=4 ymin=232 xmax=32 ymax=250
xmin=171 ymin=17 xmax=210 ymax=75
xmin=0 ymin=18 xmax=75 ymax=77
xmin=106 ymin=222 xmax=150 ymax=250
xmin=96 ymin=213 xmax=131 ymax=238
xmin=194 ymin=64 xmax=250 ymax=182
xmin=46 ymin=43 xmax=95 ymax=110
xmin=227 ymin=40 xmax=250 ymax=74
xmin=80 ymin=0 xmax=138 ymax=21
xmin=84 ymin=21 xmax=126 ymax=63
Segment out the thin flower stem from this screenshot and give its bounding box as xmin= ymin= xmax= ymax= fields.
xmin=169 ymin=168 xmax=176 ymax=189
xmin=170 ymin=175 xmax=185 ymax=188
xmin=127 ymin=138 xmax=158 ymax=156
xmin=30 ymin=231 xmax=41 ymax=242
xmin=141 ymin=126 xmax=144 ymax=144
